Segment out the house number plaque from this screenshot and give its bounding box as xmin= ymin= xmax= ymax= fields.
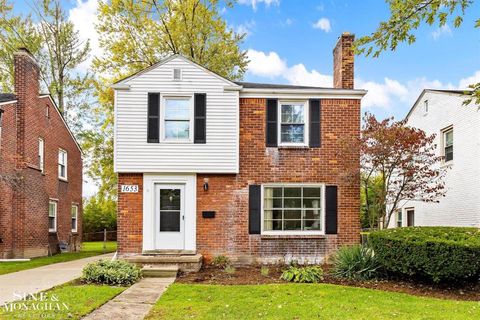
xmin=121 ymin=185 xmax=139 ymax=193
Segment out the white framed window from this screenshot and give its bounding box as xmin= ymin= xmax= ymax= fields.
xmin=442 ymin=127 xmax=453 ymax=163
xmin=38 ymin=138 xmax=44 ymax=173
xmin=396 ymin=210 xmax=403 ymax=228
xmin=161 ymin=96 xmax=193 ymax=142
xmin=71 ymin=205 xmax=78 ymax=232
xmin=45 ymin=105 xmax=50 ymax=118
xmin=58 ymin=149 xmax=68 ymax=180
xmin=423 ymin=100 xmax=428 ymax=115
xmin=278 ymin=101 xmax=308 ymax=146
xmin=262 ymin=184 xmax=324 ymax=235
xmin=48 ymin=201 xmax=57 ymax=232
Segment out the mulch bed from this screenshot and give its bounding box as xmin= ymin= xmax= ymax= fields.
xmin=177 ymin=264 xmax=480 ymax=301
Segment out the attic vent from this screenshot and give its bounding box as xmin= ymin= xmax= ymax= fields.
xmin=173 ymin=68 xmax=182 ymax=80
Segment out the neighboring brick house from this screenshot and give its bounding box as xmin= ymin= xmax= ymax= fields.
xmin=388 ymin=89 xmax=480 ymax=229
xmin=0 ymin=48 xmax=83 ymax=259
xmin=113 ymin=33 xmax=366 ymax=263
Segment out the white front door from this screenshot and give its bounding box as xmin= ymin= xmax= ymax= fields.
xmin=154 ymin=184 xmax=185 ymax=250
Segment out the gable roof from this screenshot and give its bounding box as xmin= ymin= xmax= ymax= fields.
xmin=112 ymin=54 xmax=241 ymax=89
xmin=405 ymin=89 xmax=473 ymax=121
xmin=0 ymin=93 xmax=17 ymax=103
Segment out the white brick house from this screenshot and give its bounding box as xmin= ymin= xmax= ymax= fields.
xmin=390 ymin=89 xmax=480 ymax=228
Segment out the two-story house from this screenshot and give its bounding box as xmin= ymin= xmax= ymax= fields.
xmin=389 ymin=89 xmax=480 ymax=228
xmin=113 ymin=33 xmax=366 ymax=267
xmin=0 ymin=48 xmax=83 ymax=258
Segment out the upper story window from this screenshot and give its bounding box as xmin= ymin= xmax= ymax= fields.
xmin=396 ymin=210 xmax=402 ymax=228
xmin=443 ymin=127 xmax=453 ymax=163
xmin=38 ymin=138 xmax=45 ymax=173
xmin=263 ymin=185 xmax=323 ymax=234
xmin=71 ymin=205 xmax=78 ymax=232
xmin=0 ymin=109 xmax=4 ymax=136
xmin=58 ymin=149 xmax=68 ymax=180
xmin=162 ymin=97 xmax=192 ymax=142
xmin=45 ymin=105 xmax=50 ymax=118
xmin=48 ymin=201 xmax=57 ymax=232
xmin=423 ymin=100 xmax=428 ymax=115
xmin=279 ymin=101 xmax=308 ymax=146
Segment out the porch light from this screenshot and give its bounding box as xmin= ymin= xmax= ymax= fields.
xmin=203 ymin=178 xmax=209 ymax=191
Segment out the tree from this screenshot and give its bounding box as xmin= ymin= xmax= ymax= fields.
xmin=341 ymin=113 xmax=447 ymax=229
xmin=84 ymin=0 xmax=248 ymax=199
xmin=83 ymin=195 xmax=117 ymax=235
xmin=360 ymin=173 xmax=383 ymax=230
xmin=356 ymin=0 xmax=480 ymax=104
xmin=0 ymin=0 xmax=92 ymax=120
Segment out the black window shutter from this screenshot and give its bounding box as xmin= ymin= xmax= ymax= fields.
xmin=266 ymin=99 xmax=278 ymax=147
xmin=309 ymin=99 xmax=321 ymax=147
xmin=194 ymin=93 xmax=207 ymax=143
xmin=147 ymin=93 xmax=160 ymax=143
xmin=248 ymin=185 xmax=261 ymax=234
xmin=325 ymin=186 xmax=338 ymax=234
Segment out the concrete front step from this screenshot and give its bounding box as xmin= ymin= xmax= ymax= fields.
xmin=142 ymin=264 xmax=179 ymax=278
xmin=142 ymin=249 xmax=197 ymax=255
xmin=125 ymin=254 xmax=202 ymax=272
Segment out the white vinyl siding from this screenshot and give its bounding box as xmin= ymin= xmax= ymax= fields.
xmin=114 ymin=57 xmax=239 ymax=173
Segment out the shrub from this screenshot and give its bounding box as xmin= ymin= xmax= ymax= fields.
xmin=281 ymin=265 xmax=324 ymax=283
xmin=369 ymin=227 xmax=480 ymax=283
xmin=260 ymin=266 xmax=270 ymax=277
xmin=330 ymin=244 xmax=382 ymax=281
xmin=212 ymin=255 xmax=231 ymax=268
xmin=224 ymin=265 xmax=236 ymax=274
xmin=82 ymin=260 xmax=142 ymax=286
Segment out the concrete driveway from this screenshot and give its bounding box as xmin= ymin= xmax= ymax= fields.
xmin=0 ymin=253 xmax=114 ymax=306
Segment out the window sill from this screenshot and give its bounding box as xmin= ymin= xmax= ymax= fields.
xmin=27 ymin=165 xmax=42 ymax=172
xmin=59 ymin=177 xmax=68 ymax=183
xmin=48 ymin=231 xmax=57 ymax=234
xmin=260 ymin=234 xmax=326 ymax=240
xmin=441 ymin=161 xmax=453 ymax=168
xmin=277 ymin=146 xmax=310 ymax=150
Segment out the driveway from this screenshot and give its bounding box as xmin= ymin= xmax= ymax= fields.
xmin=0 ymin=253 xmax=114 ymax=306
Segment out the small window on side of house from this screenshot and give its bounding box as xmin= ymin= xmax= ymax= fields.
xmin=396 ymin=211 xmax=402 ymax=228
xmin=45 ymin=105 xmax=50 ymax=118
xmin=443 ymin=127 xmax=453 ymax=163
xmin=58 ymin=149 xmax=68 ymax=180
xmin=173 ymin=68 xmax=182 ymax=81
xmin=49 ymin=201 xmax=57 ymax=232
xmin=71 ymin=205 xmax=78 ymax=232
xmin=423 ymin=100 xmax=428 ymax=115
xmin=38 ymin=138 xmax=44 ymax=173
xmin=0 ymin=109 xmax=4 ymax=137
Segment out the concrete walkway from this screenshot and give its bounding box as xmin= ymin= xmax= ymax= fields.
xmin=0 ymin=253 xmax=114 ymax=306
xmin=83 ymin=277 xmax=175 ymax=320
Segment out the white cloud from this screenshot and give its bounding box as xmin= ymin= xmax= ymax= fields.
xmin=285 ymin=18 xmax=293 ymax=26
xmin=246 ymin=49 xmax=287 ymax=78
xmin=284 ymin=64 xmax=332 ymax=87
xmin=312 ymin=18 xmax=331 ymax=33
xmin=238 ymin=0 xmax=280 ymax=11
xmin=235 ymin=20 xmax=256 ymax=38
xmin=431 ymin=24 xmax=452 ymax=40
xmin=458 ymin=70 xmax=480 ymax=89
xmin=68 ymin=0 xmax=100 ymax=73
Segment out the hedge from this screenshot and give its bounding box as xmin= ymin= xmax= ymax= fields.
xmin=82 ymin=260 xmax=142 ymax=286
xmin=368 ymin=227 xmax=480 ymax=283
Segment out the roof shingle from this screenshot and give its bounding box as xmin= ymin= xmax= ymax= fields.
xmin=0 ymin=93 xmax=16 ymax=103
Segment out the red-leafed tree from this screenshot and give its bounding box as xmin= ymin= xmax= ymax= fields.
xmin=341 ymin=113 xmax=447 ymax=229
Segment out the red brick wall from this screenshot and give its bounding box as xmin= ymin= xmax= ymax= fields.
xmin=117 ymin=173 xmax=143 ymax=254
xmin=333 ymin=33 xmax=355 ymax=89
xmin=0 ymin=49 xmax=82 ymax=258
xmin=196 ymin=97 xmax=360 ymax=262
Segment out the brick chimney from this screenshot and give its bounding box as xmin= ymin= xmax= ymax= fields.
xmin=14 ymin=47 xmax=40 ymax=104
xmin=13 ymin=48 xmax=40 ymax=166
xmin=333 ymin=32 xmax=355 ymax=89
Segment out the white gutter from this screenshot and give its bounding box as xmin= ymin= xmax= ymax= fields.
xmin=239 ymin=88 xmax=367 ymax=99
xmin=111 ymin=84 xmax=131 ymax=90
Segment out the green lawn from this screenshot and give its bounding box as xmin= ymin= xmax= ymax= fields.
xmin=0 ymin=241 xmax=117 ymax=275
xmin=1 ymin=281 xmax=125 ymax=319
xmin=146 ymin=283 xmax=480 ymax=320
